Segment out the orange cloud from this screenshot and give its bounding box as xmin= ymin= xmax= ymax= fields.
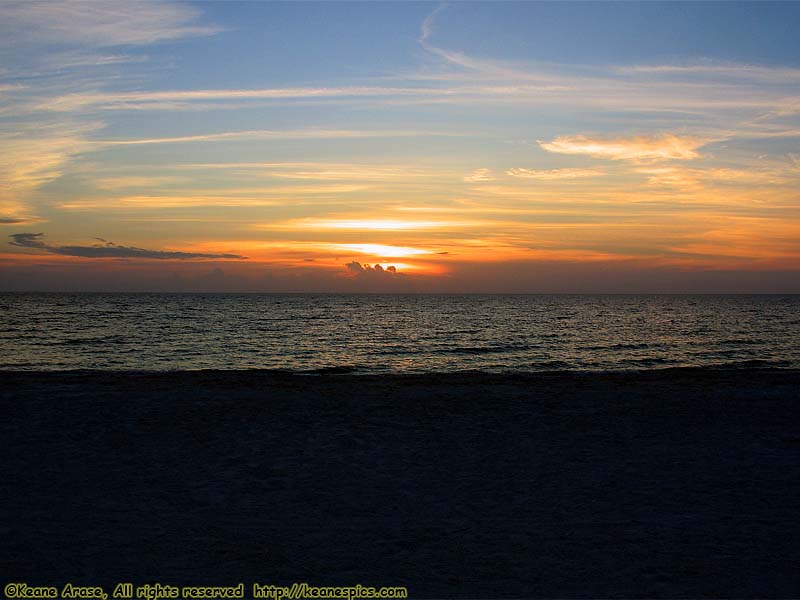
xmin=464 ymin=168 xmax=495 ymax=182
xmin=538 ymin=133 xmax=710 ymax=161
xmin=0 ymin=122 xmax=100 ymax=221
xmin=667 ymin=216 xmax=800 ymax=265
xmin=274 ymin=218 xmax=481 ymax=231
xmin=506 ymin=167 xmax=604 ymax=179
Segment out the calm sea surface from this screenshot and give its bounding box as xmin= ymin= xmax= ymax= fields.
xmin=1 ymin=293 xmax=798 ymax=372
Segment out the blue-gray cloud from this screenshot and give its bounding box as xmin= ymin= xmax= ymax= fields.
xmin=9 ymin=232 xmax=245 ymax=260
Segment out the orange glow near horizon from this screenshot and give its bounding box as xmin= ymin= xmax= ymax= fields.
xmin=330 ymin=243 xmax=432 ymax=257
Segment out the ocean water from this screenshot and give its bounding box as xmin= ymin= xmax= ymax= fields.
xmin=1 ymin=292 xmax=798 ymax=372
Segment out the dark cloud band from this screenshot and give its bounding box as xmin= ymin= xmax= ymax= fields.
xmin=9 ymin=232 xmax=245 ymax=260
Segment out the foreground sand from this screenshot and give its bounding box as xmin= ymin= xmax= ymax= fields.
xmin=2 ymin=369 xmax=799 ymax=598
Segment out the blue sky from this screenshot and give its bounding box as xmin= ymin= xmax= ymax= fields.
xmin=184 ymin=3 xmax=800 ymax=79
xmin=1 ymin=1 xmax=799 ymax=292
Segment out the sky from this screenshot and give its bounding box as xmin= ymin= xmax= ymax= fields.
xmin=1 ymin=0 xmax=799 ymax=293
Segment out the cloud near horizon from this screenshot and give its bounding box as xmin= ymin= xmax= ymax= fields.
xmin=346 ymin=261 xmax=399 ymax=276
xmin=9 ymin=233 xmax=246 ymax=260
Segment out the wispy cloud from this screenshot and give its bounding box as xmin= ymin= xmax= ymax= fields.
xmin=12 ymin=51 xmax=796 ymax=129
xmin=173 ymin=162 xmax=444 ymax=182
xmin=99 ymin=128 xmax=460 ymax=146
xmin=0 ymin=1 xmax=219 ymax=47
xmin=418 ymin=5 xmax=531 ymax=79
xmin=0 ymin=121 xmax=102 ymax=220
xmin=617 ymin=62 xmax=800 ymax=83
xmin=637 ymin=165 xmax=800 ymax=189
xmin=506 ymin=168 xmax=605 ymax=180
xmin=539 ymin=134 xmax=711 ymax=161
xmin=273 ymin=218 xmax=481 ymax=232
xmin=58 ymin=188 xmax=365 ymax=210
xmin=464 ymin=168 xmax=495 ymax=182
xmin=410 ymin=11 xmax=800 ymax=133
xmin=420 ymin=4 xmax=448 ymax=44
xmin=42 ymin=51 xmax=150 ymax=70
xmin=32 ymin=84 xmax=578 ymax=113
xmin=0 ymin=84 xmax=26 ymax=96
xmin=9 ymin=233 xmax=245 ymax=259
xmin=91 ymin=175 xmax=190 ymax=190
xmin=34 ymin=87 xmax=444 ymax=112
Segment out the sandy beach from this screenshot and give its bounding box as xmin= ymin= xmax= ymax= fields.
xmin=2 ymin=369 xmax=798 ymax=597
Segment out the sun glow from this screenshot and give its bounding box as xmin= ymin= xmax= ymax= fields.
xmin=331 ymin=243 xmax=431 ymax=257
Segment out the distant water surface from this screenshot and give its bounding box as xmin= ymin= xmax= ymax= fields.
xmin=1 ymin=293 xmax=798 ymax=372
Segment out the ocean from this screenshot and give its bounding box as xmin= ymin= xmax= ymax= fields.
xmin=2 ymin=292 xmax=799 ymax=371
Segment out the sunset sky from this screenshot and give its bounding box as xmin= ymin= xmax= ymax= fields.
xmin=2 ymin=1 xmax=799 ymax=292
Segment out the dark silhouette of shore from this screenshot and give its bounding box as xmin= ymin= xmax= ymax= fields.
xmin=2 ymin=369 xmax=798 ymax=597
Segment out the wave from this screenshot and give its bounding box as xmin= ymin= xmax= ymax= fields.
xmin=700 ymin=359 xmax=794 ymax=369
xmin=53 ymin=335 xmax=129 ymax=346
xmin=300 ymin=365 xmax=363 ymax=375
xmin=436 ymin=344 xmax=533 ymax=355
xmin=369 ymin=344 xmax=536 ymax=356
xmin=585 ymin=342 xmax=655 ymax=351
xmin=717 ymin=338 xmax=765 ymax=346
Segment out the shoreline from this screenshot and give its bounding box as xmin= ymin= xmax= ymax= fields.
xmin=3 ymin=364 xmax=799 ymax=378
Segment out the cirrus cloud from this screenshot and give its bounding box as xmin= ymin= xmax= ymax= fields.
xmin=0 ymin=1 xmax=219 ymax=48
xmin=464 ymin=168 xmax=496 ymax=182
xmin=538 ymin=133 xmax=711 ymax=161
xmin=506 ymin=168 xmax=604 ymax=179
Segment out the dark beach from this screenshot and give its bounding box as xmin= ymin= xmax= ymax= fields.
xmin=2 ymin=369 xmax=799 ymax=598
